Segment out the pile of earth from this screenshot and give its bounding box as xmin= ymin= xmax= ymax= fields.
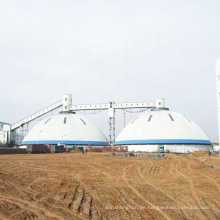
xmin=192 ymin=150 xmax=209 ymax=156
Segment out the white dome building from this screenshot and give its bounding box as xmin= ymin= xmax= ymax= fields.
xmin=114 ymin=109 xmax=211 ymax=153
xmin=21 ymin=112 xmax=108 ymax=146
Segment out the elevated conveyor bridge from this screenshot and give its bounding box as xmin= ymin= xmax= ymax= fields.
xmin=0 ymin=94 xmax=166 ymax=145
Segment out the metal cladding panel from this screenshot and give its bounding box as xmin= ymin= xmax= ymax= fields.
xmin=165 ymin=145 xmax=210 ymax=153
xmin=115 ymin=110 xmax=211 ymax=147
xmin=21 ymin=113 xmax=108 ymax=145
xmin=128 ymin=145 xmax=158 ymax=152
xmin=127 ymin=145 xmax=210 ymax=153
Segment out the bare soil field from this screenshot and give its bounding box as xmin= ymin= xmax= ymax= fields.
xmin=0 ymin=152 xmax=220 ymax=220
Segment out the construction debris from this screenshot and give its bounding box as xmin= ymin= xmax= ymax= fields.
xmin=111 ymin=152 xmax=167 ymax=159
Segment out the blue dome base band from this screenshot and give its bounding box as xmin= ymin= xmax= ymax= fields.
xmin=114 ymin=139 xmax=211 ymax=145
xmin=21 ymin=140 xmax=109 ymax=146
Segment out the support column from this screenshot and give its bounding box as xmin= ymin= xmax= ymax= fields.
xmin=108 ymin=102 xmax=115 ymax=145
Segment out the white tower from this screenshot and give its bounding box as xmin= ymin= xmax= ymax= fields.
xmin=155 ymin=98 xmax=165 ymax=108
xmin=216 ymin=57 xmax=220 ymax=145
xmin=62 ymin=94 xmax=72 ymax=112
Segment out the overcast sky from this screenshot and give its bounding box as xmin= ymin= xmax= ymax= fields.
xmin=0 ymin=0 xmax=220 ymax=142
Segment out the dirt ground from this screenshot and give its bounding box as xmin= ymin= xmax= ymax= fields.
xmin=0 ymin=152 xmax=219 ymax=220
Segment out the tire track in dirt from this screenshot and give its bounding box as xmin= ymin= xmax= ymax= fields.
xmin=83 ymin=163 xmax=114 ymax=180
xmin=138 ymin=162 xmax=193 ymax=220
xmin=0 ymin=172 xmax=85 ymax=219
xmin=0 ymin=196 xmax=60 ymax=220
xmin=181 ymin=157 xmax=220 ymax=192
xmin=108 ymin=189 xmax=130 ymax=220
xmin=137 ymin=164 xmax=191 ymax=219
xmin=78 ymin=160 xmax=123 ymax=218
xmin=115 ymin=187 xmax=146 ymax=220
xmin=2 ymin=153 xmax=219 ymax=219
xmin=173 ymin=158 xmax=209 ymax=220
xmin=0 ymin=185 xmax=84 ymax=220
xmin=122 ymin=164 xmax=172 ymax=220
xmin=5 ymin=161 xmax=96 ymax=219
xmin=82 ymin=161 xmax=150 ymax=219
xmin=203 ymin=200 xmax=220 ymax=219
xmin=73 ymin=158 xmax=145 ymax=219
xmin=8 ymin=162 xmax=82 ymax=183
xmin=68 ymin=186 xmax=94 ymax=218
xmin=0 ymin=212 xmax=11 ymax=220
xmin=65 ymin=155 xmax=110 ymax=219
xmin=180 ymin=157 xmax=220 ymax=219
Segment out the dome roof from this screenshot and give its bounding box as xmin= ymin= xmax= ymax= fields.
xmin=21 ymin=113 xmax=108 ymax=146
xmin=114 ymin=109 xmax=211 ymax=145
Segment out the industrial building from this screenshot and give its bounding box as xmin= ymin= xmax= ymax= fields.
xmin=21 ymin=112 xmax=108 ymax=146
xmin=114 ymin=109 xmax=211 ymax=153
xmin=0 ymin=122 xmax=11 ymax=146
xmin=0 ymin=93 xmax=213 ymax=153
